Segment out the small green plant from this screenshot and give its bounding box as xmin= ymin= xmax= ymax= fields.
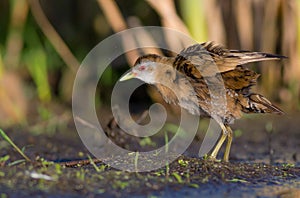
xmin=87 ymin=154 xmax=101 ymax=172
xmin=202 ymin=154 xmax=209 ymax=160
xmin=0 ymin=129 xmax=31 ymax=162
xmin=178 ymin=159 xmax=189 ymax=167
xmin=54 ymin=164 xmax=62 ymax=175
xmin=97 ymin=164 xmax=109 ymax=172
xmin=227 ymin=178 xmax=248 ymax=183
xmin=163 ymin=123 xmax=187 ymax=137
xmin=188 ymin=183 xmax=199 ymax=188
xmin=139 ymin=137 xmax=156 ymax=147
xmin=112 ymin=180 xmax=129 ymax=190
xmin=282 ymin=163 xmax=295 ymax=168
xmin=36 ymin=156 xmax=54 ymax=167
xmin=172 ymin=172 xmax=183 ymax=183
xmin=0 ymin=155 xmax=10 ymax=164
xmin=153 ymin=170 xmax=163 ymax=176
xmin=234 ymin=129 xmax=243 ymax=138
xmin=75 ymin=168 xmax=85 ymax=181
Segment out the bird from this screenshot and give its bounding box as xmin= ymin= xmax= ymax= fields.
xmin=119 ymin=41 xmax=285 ymax=162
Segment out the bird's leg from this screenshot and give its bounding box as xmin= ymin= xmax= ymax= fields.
xmin=223 ymin=125 xmax=233 ymax=162
xmin=209 ymin=133 xmax=226 ymax=159
xmin=209 ymin=122 xmax=228 ymax=160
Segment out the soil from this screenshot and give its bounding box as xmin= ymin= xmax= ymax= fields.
xmin=0 ymin=108 xmax=299 ymax=197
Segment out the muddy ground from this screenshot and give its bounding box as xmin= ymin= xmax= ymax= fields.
xmin=0 ymin=108 xmax=299 ymax=197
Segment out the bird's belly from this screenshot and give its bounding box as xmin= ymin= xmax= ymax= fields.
xmin=192 ymin=89 xmax=243 ymax=124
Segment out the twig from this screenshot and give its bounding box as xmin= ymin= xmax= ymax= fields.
xmin=96 ymin=0 xmax=127 ymax=32
xmin=28 ymin=0 xmax=80 ymax=73
xmin=135 ymin=110 xmax=149 ymax=124
xmin=59 ymin=158 xmax=103 ymax=168
xmin=97 ymin=0 xmax=139 ymax=66
xmin=127 ymin=17 xmax=163 ymax=56
xmin=147 ymin=0 xmax=192 ymax=50
xmin=4 ymin=0 xmax=29 ymax=68
xmin=146 ymin=0 xmax=189 ymax=34
xmin=234 ymin=0 xmax=253 ymax=49
xmin=205 ymin=0 xmax=226 ymax=44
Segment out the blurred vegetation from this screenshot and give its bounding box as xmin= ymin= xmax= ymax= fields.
xmin=0 ymin=0 xmax=299 ymax=127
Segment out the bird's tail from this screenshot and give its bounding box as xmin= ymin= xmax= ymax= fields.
xmin=228 ymin=50 xmax=287 ymax=65
xmin=245 ymin=94 xmax=284 ymax=115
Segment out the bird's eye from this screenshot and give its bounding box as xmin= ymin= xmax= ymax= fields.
xmin=138 ymin=65 xmax=146 ymax=71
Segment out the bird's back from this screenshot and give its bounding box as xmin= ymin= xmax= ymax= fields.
xmin=172 ymin=42 xmax=284 ymax=123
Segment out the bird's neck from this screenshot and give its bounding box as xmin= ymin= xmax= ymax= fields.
xmin=144 ymin=56 xmax=200 ymax=115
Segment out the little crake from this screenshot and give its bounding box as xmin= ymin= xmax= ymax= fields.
xmin=120 ymin=42 xmax=284 ymax=162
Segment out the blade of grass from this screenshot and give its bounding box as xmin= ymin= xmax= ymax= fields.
xmin=23 ymin=25 xmax=51 ymax=102
xmin=87 ymin=154 xmax=101 ymax=172
xmin=172 ymin=172 xmax=183 ymax=183
xmin=28 ymin=0 xmax=79 ymax=72
xmin=8 ymin=159 xmax=26 ymax=166
xmin=134 ymin=151 xmax=139 ymax=173
xmin=0 ymin=129 xmax=31 ymax=162
xmin=164 ymin=131 xmax=169 ymax=178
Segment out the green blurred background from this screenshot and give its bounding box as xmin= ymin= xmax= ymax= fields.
xmin=0 ymin=0 xmax=299 ymax=127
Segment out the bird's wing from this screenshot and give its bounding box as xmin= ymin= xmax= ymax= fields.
xmin=221 ymin=66 xmax=260 ymax=91
xmin=173 ymin=41 xmax=286 ymax=78
xmin=243 ymin=93 xmax=284 ymax=115
xmin=173 ymin=43 xmax=218 ymax=78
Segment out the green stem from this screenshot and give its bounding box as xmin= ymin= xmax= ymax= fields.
xmin=0 ymin=129 xmax=31 ymax=162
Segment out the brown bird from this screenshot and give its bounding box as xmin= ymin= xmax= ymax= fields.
xmin=120 ymin=42 xmax=284 ymax=162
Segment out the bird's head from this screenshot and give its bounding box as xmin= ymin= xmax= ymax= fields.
xmin=119 ymin=54 xmax=171 ymax=84
xmin=119 ymin=60 xmax=157 ymax=84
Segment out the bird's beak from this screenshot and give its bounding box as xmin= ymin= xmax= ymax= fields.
xmin=119 ymin=71 xmax=136 ymax=81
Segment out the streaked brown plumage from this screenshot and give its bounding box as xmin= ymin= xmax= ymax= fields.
xmin=120 ymin=41 xmax=285 ymax=162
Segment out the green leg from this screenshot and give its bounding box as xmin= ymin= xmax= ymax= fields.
xmin=210 ymin=133 xmax=227 ymax=159
xmin=223 ymin=125 xmax=233 ymax=162
xmin=209 ymin=122 xmax=227 ymax=159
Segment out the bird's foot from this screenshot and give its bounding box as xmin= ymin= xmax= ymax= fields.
xmin=206 ymin=155 xmax=221 ymax=162
xmin=204 ymin=154 xmax=229 ymax=162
